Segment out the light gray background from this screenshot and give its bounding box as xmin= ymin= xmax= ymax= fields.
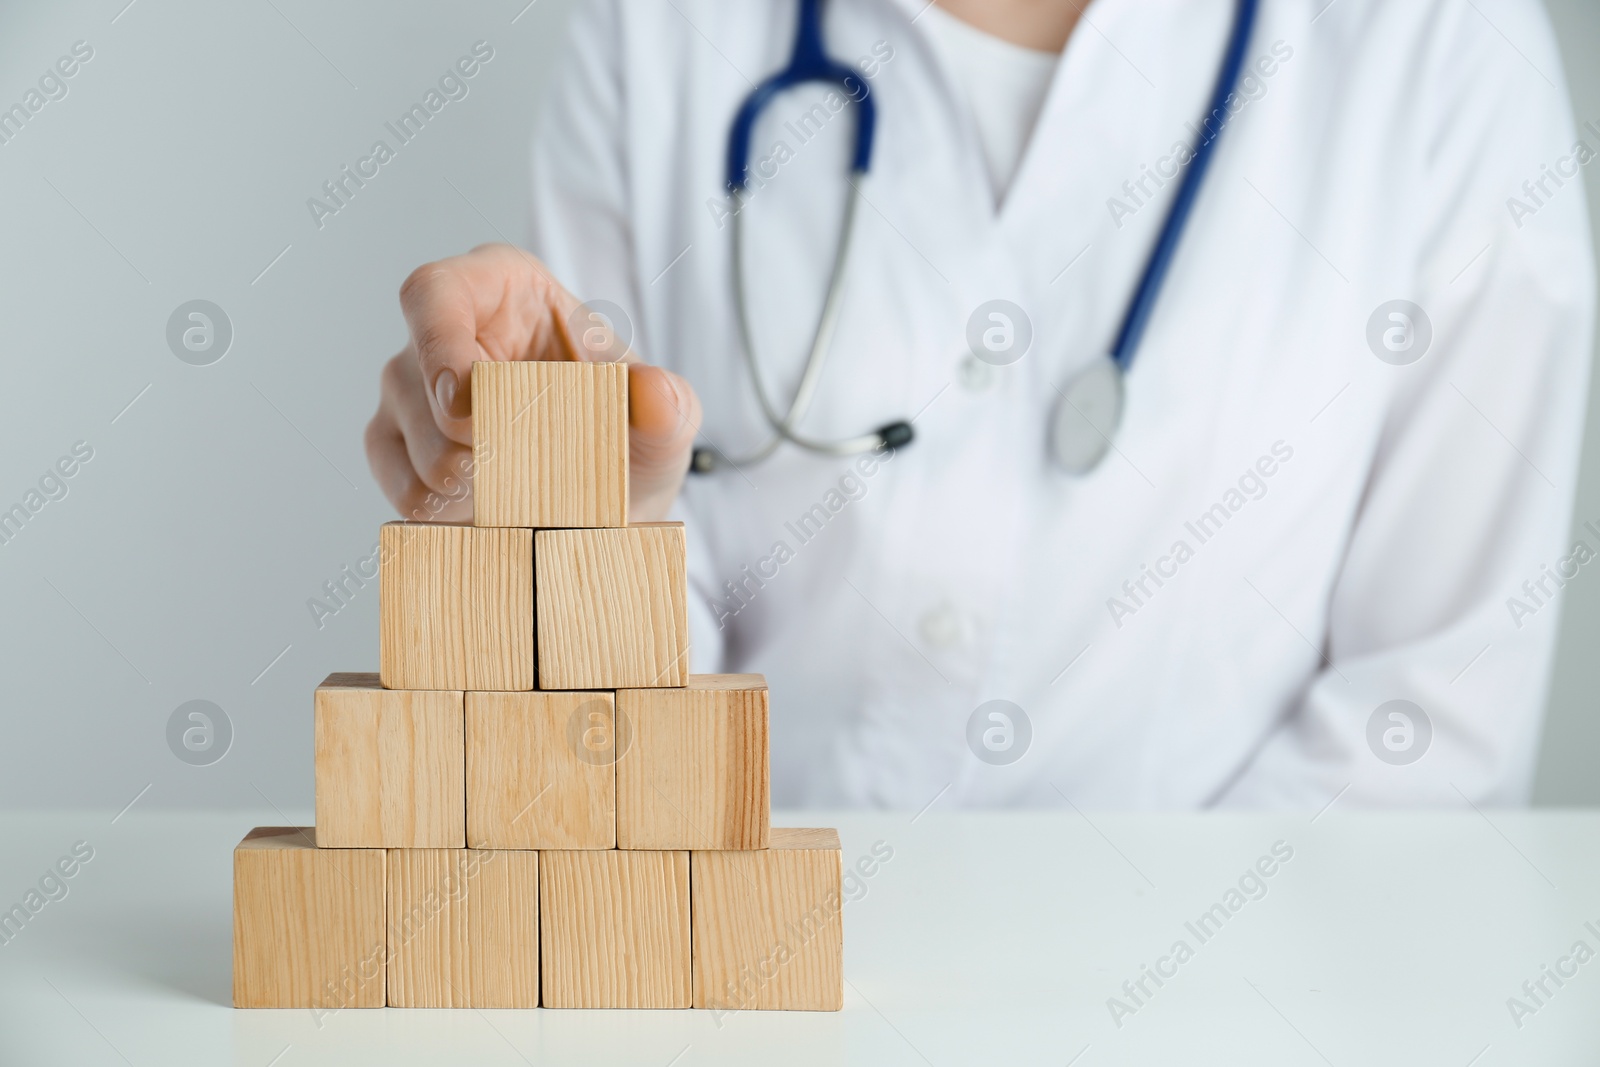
xmin=0 ymin=0 xmax=1594 ymax=810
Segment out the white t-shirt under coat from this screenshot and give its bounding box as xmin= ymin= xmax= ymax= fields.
xmin=918 ymin=4 xmax=1060 ymax=203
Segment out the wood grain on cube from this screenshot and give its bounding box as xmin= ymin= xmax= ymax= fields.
xmin=539 ymin=850 xmax=690 ymax=1008
xmin=379 ymin=522 xmax=533 ymax=691
xmin=535 ymin=523 xmax=688 ymax=690
xmin=387 ymin=849 xmax=471 ymax=1007
xmin=315 ymin=674 xmax=464 ymax=848
xmin=472 ymin=360 xmax=628 ymax=528
xmin=386 ymin=849 xmax=539 ymax=1008
xmin=468 ymin=850 xmax=540 ymax=1008
xmin=466 ymin=691 xmax=617 ymax=850
xmin=233 ymin=827 xmax=386 ymax=1009
xmin=691 ymin=828 xmax=843 ymax=1012
xmin=617 ymin=674 xmax=768 ymax=850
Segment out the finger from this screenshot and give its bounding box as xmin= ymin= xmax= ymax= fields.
xmin=408 ymin=483 xmax=474 ymax=524
xmin=400 ymin=244 xmax=582 ymax=443
xmin=365 ymin=404 xmax=424 ymax=514
xmin=367 ymin=382 xmax=475 ymax=523
xmin=399 ymin=260 xmax=482 ymax=442
xmin=382 ymin=351 xmax=476 ymax=497
xmin=462 ymin=240 xmax=637 ymax=366
xmin=628 ymin=365 xmax=700 ymax=481
xmin=367 ymin=422 xmax=472 ymax=523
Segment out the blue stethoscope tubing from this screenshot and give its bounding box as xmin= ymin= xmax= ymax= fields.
xmin=1111 ymin=0 xmax=1258 ymax=373
xmin=725 ymin=0 xmax=877 ymax=190
xmin=1050 ymin=0 xmax=1257 ymax=472
xmin=692 ymin=0 xmax=899 ymax=473
xmin=689 ymin=0 xmax=1259 ymax=475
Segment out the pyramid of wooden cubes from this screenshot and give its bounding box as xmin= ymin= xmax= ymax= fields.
xmin=232 ymin=361 xmax=844 ymax=1011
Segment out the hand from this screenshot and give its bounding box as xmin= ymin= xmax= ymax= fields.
xmin=365 ymin=243 xmax=701 ymax=523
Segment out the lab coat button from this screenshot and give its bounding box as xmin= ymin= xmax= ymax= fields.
xmin=958 ymin=354 xmax=994 ymax=392
xmin=918 ymin=602 xmax=965 ymax=649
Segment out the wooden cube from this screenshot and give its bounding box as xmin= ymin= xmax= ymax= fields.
xmin=314 ymin=674 xmax=464 ymax=848
xmin=616 ymin=675 xmax=769 ymax=850
xmin=386 ymin=849 xmax=539 ymax=1008
xmin=470 ymin=850 xmax=542 ymax=1008
xmin=535 ymin=523 xmax=688 ymax=689
xmin=691 ymin=828 xmax=843 ymax=1012
xmin=386 ymin=848 xmax=468 ymax=1008
xmin=233 ymin=827 xmax=386 ymax=1009
xmin=539 ymin=849 xmax=690 ymax=1008
xmin=472 ymin=360 xmax=628 ymax=528
xmin=466 ymin=691 xmax=616 ymax=850
xmin=379 ymin=522 xmax=534 ymax=691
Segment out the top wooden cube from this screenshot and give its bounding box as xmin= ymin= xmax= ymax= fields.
xmin=472 ymin=361 xmax=628 ymax=529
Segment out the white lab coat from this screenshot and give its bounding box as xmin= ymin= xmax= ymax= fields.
xmin=529 ymin=0 xmax=1595 ymax=809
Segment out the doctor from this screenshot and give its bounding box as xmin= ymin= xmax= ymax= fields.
xmin=366 ymin=0 xmax=1594 ymax=809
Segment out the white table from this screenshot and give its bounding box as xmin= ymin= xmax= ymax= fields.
xmin=1 ymin=808 xmax=1596 ymax=1065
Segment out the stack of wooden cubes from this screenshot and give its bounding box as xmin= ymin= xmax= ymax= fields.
xmin=232 ymin=362 xmax=843 ymax=1012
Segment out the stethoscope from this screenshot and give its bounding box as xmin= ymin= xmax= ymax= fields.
xmin=690 ymin=0 xmax=1259 ymax=476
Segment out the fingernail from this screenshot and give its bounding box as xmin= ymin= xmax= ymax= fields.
xmin=433 ymin=369 xmax=463 ymax=420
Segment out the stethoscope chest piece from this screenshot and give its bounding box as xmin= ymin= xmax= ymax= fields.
xmin=1049 ymin=356 xmax=1124 ymax=473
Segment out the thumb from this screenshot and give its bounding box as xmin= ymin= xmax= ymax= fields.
xmin=628 ymin=365 xmax=701 ymax=515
